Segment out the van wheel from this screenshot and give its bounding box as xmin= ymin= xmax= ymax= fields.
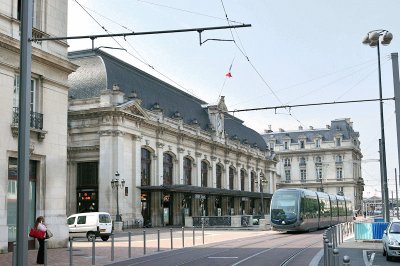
xmin=101 ymin=236 xmax=109 ymax=241
xmin=383 ymin=247 xmax=386 ymax=256
xmin=87 ymin=232 xmax=96 ymax=242
xmin=387 ymin=254 xmax=391 ymax=261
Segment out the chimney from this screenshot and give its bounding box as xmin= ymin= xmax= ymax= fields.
xmin=264 ymin=125 xmax=273 ymax=133
xmin=309 ymin=126 xmax=314 ymax=130
xmin=298 ymin=125 xmax=303 ymax=131
xmin=326 ymin=125 xmax=330 ymax=129
xmin=279 ymin=128 xmax=285 ymax=132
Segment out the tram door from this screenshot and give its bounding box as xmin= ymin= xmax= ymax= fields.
xmin=77 ymin=190 xmax=98 ymax=213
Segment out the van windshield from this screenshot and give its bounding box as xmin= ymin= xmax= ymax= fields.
xmin=99 ymin=214 xmax=111 ymax=223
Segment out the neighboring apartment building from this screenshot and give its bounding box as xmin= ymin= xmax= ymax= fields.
xmin=262 ymin=118 xmax=364 ymax=212
xmin=0 ymin=1 xmax=77 ymax=253
xmin=67 ymin=49 xmax=277 ymax=227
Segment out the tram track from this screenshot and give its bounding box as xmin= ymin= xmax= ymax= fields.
xmin=113 ymin=232 xmax=296 ymax=266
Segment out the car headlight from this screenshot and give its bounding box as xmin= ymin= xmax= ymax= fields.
xmin=388 ymin=239 xmax=399 ymax=245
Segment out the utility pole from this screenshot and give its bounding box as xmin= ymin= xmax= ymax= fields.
xmin=17 ymin=1 xmax=32 ymax=265
xmin=392 ymin=53 xmax=400 ymax=220
xmin=396 ymin=168 xmax=399 ymax=219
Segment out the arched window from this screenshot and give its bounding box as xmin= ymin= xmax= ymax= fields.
xmin=163 ymin=153 xmax=173 ymax=185
xmin=201 ymin=161 xmax=208 ymax=187
xmin=141 ymin=148 xmax=151 ymax=186
xmin=240 ymin=169 xmax=245 ymax=191
xmin=216 ymin=164 xmax=222 ymax=188
xmin=229 ymin=167 xmax=234 ymax=190
xmin=183 ymin=157 xmax=192 ymax=185
xmin=250 ymin=171 xmax=255 ymax=192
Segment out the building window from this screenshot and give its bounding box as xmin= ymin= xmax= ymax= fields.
xmin=216 ymin=164 xmax=222 ymax=188
xmin=300 ymin=169 xmax=307 ymax=181
xmin=240 ymin=169 xmax=245 ymax=191
xmin=315 ymin=156 xmax=322 ymax=165
xmin=284 ymin=158 xmax=291 ymax=167
xmin=163 ymin=153 xmax=173 ymax=185
xmin=285 ymin=170 xmax=291 ymax=182
xmin=250 ymin=171 xmax=255 ymax=192
xmin=336 ymin=167 xmax=343 ymax=180
xmin=299 ymin=157 xmax=306 ymax=166
xmin=269 ymin=142 xmax=275 ymax=151
xmin=336 ymin=155 xmax=343 ymax=163
xmin=284 ymin=141 xmax=289 ymax=150
xmin=337 ymin=187 xmax=344 ymax=195
xmin=141 ymin=148 xmax=151 ymax=186
xmin=335 ymin=138 xmax=341 ymax=147
xmin=315 ymin=139 xmax=321 ymax=148
xmin=229 ymin=167 xmax=235 ymax=190
xmin=201 ymin=161 xmax=208 ymax=187
xmin=77 ymin=162 xmax=98 ymax=187
xmin=14 ymin=75 xmax=38 ymax=112
xmin=299 ymin=140 xmax=305 ymax=149
xmin=183 ymin=157 xmax=192 ymax=185
xmin=316 ymin=167 xmax=322 ymax=180
xmin=18 ymin=0 xmax=43 ymax=30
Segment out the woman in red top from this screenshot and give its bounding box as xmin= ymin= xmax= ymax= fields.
xmin=34 ymin=216 xmax=47 ymax=264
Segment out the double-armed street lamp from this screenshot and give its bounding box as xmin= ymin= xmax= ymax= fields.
xmin=111 ymin=171 xmax=125 ymax=222
xmin=362 ymin=29 xmax=393 ymax=222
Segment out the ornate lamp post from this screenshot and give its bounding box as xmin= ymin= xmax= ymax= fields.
xmin=362 ymin=29 xmax=393 ymax=222
xmin=111 ymin=171 xmax=125 ymax=222
xmin=256 ymin=177 xmax=268 ymax=216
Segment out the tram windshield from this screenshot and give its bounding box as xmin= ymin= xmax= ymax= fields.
xmin=271 ymin=191 xmax=299 ymax=220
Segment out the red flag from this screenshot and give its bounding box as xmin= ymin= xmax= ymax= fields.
xmin=225 ymin=63 xmax=233 ymax=78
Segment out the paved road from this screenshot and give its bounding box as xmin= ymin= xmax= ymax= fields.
xmin=106 ymin=231 xmax=324 ymax=266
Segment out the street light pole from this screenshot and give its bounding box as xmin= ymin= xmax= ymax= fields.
xmin=111 ymin=171 xmax=125 ymax=222
xmin=362 ymin=30 xmax=393 ymax=222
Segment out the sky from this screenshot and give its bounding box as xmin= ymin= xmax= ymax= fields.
xmin=67 ymin=0 xmax=400 ymax=198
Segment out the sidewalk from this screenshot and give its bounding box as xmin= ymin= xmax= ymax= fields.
xmin=0 ymin=227 xmax=270 ymax=266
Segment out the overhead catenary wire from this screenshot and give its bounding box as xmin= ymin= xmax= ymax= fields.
xmin=228 ymin=97 xmax=395 ymax=114
xmin=69 ymin=1 xmax=251 ymax=98
xmin=219 ymin=0 xmax=305 ymax=126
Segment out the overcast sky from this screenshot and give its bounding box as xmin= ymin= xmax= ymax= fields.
xmin=67 ymin=0 xmax=400 ymax=198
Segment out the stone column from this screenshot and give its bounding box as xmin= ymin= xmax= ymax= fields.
xmin=195 ymin=152 xmax=202 ymax=186
xmin=156 ymin=142 xmax=164 ymax=186
xmin=224 ymin=160 xmax=230 ymax=189
xmin=132 ymin=136 xmax=143 ymax=223
xmin=211 ymin=156 xmax=217 ymax=188
xmin=177 ymin=148 xmax=184 ymax=184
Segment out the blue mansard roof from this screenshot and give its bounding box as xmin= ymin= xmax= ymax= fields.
xmin=68 ymin=49 xmax=267 ymax=150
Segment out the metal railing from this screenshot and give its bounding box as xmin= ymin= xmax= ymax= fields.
xmin=322 ymin=222 xmax=354 ymax=266
xmin=18 ymin=226 xmax=206 ymax=266
xmin=12 ymin=107 xmax=43 ymax=130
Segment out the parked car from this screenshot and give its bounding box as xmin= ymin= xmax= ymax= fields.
xmin=67 ymin=212 xmax=113 ymax=241
xmin=382 ymin=221 xmax=400 ymax=261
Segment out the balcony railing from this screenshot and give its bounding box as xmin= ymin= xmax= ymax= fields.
xmin=12 ymin=107 xmax=43 ymax=130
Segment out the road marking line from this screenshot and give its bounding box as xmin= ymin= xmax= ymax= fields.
xmin=208 ymin=257 xmax=238 ymax=259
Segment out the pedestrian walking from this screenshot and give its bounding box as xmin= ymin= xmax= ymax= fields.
xmin=34 ymin=216 xmax=47 ymax=264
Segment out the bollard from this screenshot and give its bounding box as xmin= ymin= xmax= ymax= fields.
xmin=143 ymin=230 xmax=146 ymax=255
xmin=343 ymin=255 xmax=350 ymax=266
xmin=202 ymin=224 xmax=204 ymax=244
xmin=182 ymin=227 xmax=185 ymax=248
xmin=170 ymin=228 xmax=173 ymax=250
xmin=328 ymin=243 xmax=333 ymax=266
xmin=92 ymin=235 xmax=96 ymax=265
xmin=324 ymin=238 xmax=329 ymax=266
xmin=44 ymin=239 xmax=48 ymax=266
xmin=69 ymin=237 xmax=73 ymax=266
xmin=12 ymin=242 xmax=17 ymax=266
xmin=333 ymin=248 xmax=339 ymax=266
xmin=193 ymin=226 xmax=195 ymax=246
xmin=158 ymin=229 xmax=160 ymax=252
xmin=111 ymin=234 xmax=115 ymax=261
xmin=128 ymin=231 xmax=132 ymax=258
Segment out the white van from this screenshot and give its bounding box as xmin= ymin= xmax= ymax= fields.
xmin=67 ymin=212 xmax=113 ymax=241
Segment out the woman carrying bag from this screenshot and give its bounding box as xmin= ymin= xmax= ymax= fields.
xmin=34 ymin=216 xmax=47 ymax=265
